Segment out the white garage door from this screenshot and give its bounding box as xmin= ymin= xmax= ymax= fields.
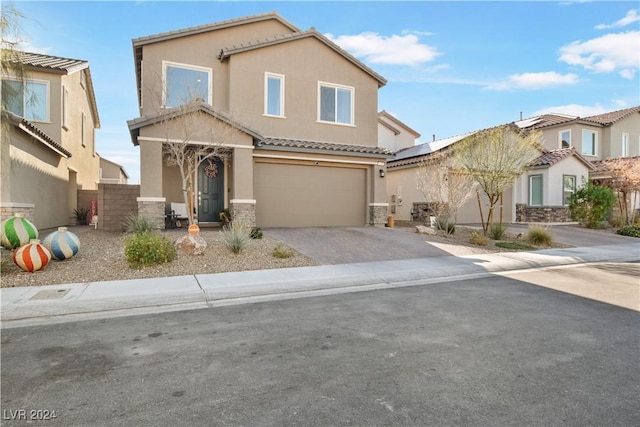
xmin=254 ymin=162 xmax=367 ymax=227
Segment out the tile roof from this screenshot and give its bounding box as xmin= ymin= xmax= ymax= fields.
xmin=5 ymin=50 xmax=88 ymax=73
xmin=581 ymin=106 xmax=640 ymax=126
xmin=6 ymin=112 xmax=72 ymax=158
xmin=590 ymin=155 xmax=640 ymax=173
xmin=218 ymin=29 xmax=387 ymax=87
xmin=132 ymin=12 xmax=299 ymax=47
xmin=529 ymin=147 xmax=576 ymax=168
xmin=127 ymin=101 xmax=263 ymax=145
xmin=5 ymin=51 xmax=100 ymax=128
xmin=257 ymin=137 xmax=393 ymax=157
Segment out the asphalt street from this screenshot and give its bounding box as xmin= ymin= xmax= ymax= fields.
xmin=2 ymin=266 xmax=639 ymax=426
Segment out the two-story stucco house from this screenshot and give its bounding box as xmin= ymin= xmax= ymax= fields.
xmin=387 ymin=105 xmax=640 ymax=224
xmin=127 ymin=12 xmax=392 ymax=229
xmin=1 ymin=51 xmax=101 ymax=229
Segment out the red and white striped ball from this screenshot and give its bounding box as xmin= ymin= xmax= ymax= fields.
xmin=13 ymin=239 xmax=52 ymax=272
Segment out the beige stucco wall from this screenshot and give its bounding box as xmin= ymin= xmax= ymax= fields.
xmin=1 ymin=66 xmax=99 ymax=229
xmin=6 ymin=132 xmax=69 ymax=229
xmin=386 ymin=166 xmax=422 ymax=221
xmin=378 ymin=116 xmax=417 ymax=152
xmin=138 ymin=19 xmax=294 ymax=115
xmin=226 ymin=37 xmax=379 ymax=147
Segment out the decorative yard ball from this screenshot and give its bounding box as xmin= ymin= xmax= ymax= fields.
xmin=13 ymin=239 xmax=51 ymax=272
xmin=42 ymin=227 xmax=80 ymax=260
xmin=188 ymin=224 xmax=200 ymax=235
xmin=1 ymin=213 xmax=38 ymax=249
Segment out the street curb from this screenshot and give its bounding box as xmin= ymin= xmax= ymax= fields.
xmin=1 ymin=243 xmax=638 ymax=326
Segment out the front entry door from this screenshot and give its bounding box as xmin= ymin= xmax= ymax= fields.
xmin=198 ymin=159 xmax=224 ymax=223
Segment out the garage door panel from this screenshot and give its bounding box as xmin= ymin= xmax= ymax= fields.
xmin=255 ymin=163 xmax=366 ymax=227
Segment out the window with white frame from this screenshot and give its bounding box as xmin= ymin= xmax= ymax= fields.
xmin=1 ymin=78 xmax=49 ymax=122
xmin=622 ymin=133 xmax=629 ymax=157
xmin=581 ymin=130 xmax=597 ymax=156
xmin=318 ymin=82 xmax=354 ymax=125
xmin=163 ymin=61 xmax=211 ymax=108
xmin=560 ymin=129 xmax=571 ymax=148
xmin=563 ymin=175 xmax=576 ymax=206
xmin=529 ymin=175 xmax=543 ymax=206
xmin=264 ymin=73 xmax=284 ymax=117
xmin=62 ymin=86 xmax=69 ymax=129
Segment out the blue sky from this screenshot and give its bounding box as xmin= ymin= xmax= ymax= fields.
xmin=9 ymin=1 xmax=640 ymax=184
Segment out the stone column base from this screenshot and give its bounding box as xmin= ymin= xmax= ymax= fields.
xmin=369 ymin=203 xmax=389 ymax=227
xmin=137 ymin=197 xmax=166 ymax=230
xmin=230 ymin=199 xmax=256 ymax=227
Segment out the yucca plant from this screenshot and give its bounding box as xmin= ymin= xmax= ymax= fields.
xmin=220 ymin=221 xmax=252 ymax=254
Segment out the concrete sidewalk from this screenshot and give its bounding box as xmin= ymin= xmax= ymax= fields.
xmin=2 ymin=242 xmax=638 ymax=327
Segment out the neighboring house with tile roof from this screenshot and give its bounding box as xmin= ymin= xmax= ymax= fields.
xmin=386 ymin=106 xmax=639 ymax=224
xmin=377 ymin=110 xmax=421 ymax=153
xmin=128 ymin=11 xmax=392 ymax=228
xmin=1 ymin=51 xmax=102 ymax=229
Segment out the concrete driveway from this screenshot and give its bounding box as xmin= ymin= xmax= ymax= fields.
xmin=266 ymin=226 xmax=453 ymax=264
xmin=266 ymin=224 xmax=639 ymax=265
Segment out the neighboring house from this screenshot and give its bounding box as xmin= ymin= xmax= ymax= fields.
xmin=127 ymin=12 xmax=391 ymax=228
xmin=378 ymin=110 xmax=421 ymax=153
xmin=1 ymin=51 xmax=101 ymax=229
xmin=99 ymin=157 xmax=129 ymax=184
xmin=387 ymin=106 xmax=639 ymax=224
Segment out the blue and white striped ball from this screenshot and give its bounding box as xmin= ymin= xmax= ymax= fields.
xmin=42 ymin=227 xmax=80 ymax=260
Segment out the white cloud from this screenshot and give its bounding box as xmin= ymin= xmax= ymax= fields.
xmin=531 ymin=103 xmax=609 ymax=118
xmin=595 ymin=9 xmax=639 ymax=30
xmin=486 ymin=72 xmax=581 ymax=90
xmin=325 ymin=32 xmax=441 ymax=66
xmin=559 ymin=31 xmax=640 ymax=79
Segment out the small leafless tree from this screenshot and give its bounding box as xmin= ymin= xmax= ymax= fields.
xmin=156 ymin=100 xmax=239 ymax=225
xmin=605 ymin=158 xmax=640 ymax=225
xmin=416 ymin=150 xmax=475 ymax=231
xmin=453 ymin=124 xmax=541 ymax=233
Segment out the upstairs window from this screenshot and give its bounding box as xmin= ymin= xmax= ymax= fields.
xmin=264 ymin=73 xmax=284 ymax=117
xmin=1 ymin=78 xmax=49 ymax=122
xmin=559 ymin=129 xmax=571 ymax=149
xmin=581 ymin=130 xmax=597 ymax=156
xmin=163 ymin=61 xmax=211 ymax=108
xmin=318 ymin=82 xmax=353 ymax=125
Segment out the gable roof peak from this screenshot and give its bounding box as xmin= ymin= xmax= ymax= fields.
xmin=132 ymin=11 xmax=300 ymax=47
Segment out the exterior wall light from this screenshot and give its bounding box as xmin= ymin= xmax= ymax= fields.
xmin=379 ymin=169 xmax=385 ymax=178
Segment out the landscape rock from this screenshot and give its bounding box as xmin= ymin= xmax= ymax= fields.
xmin=415 ymin=225 xmax=436 ymax=235
xmin=174 ymin=234 xmax=207 ymax=255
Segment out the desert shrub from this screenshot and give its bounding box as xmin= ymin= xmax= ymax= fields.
xmin=617 ymin=225 xmax=640 ymax=238
xmin=608 ymin=216 xmax=625 ymax=228
xmin=526 ymin=225 xmax=554 ymax=247
xmin=124 ymin=231 xmax=176 ymax=268
xmin=469 ymin=231 xmax=489 ymax=246
xmin=569 ymin=182 xmax=616 ymax=228
xmin=124 ymin=212 xmax=155 ymax=234
xmin=220 ymin=221 xmax=252 ymax=254
xmin=272 ymin=243 xmax=294 ymax=259
xmin=74 ymin=207 xmax=89 ymax=225
xmin=495 ymin=241 xmax=537 ymax=250
xmin=434 ymin=216 xmax=455 ymax=234
xmin=250 ymin=227 xmax=263 ymax=239
xmin=488 ymin=222 xmax=506 ymax=240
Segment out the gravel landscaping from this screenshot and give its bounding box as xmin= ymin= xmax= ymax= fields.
xmin=0 ymin=224 xmax=574 ymax=288
xmin=0 ymin=228 xmax=317 ymax=288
